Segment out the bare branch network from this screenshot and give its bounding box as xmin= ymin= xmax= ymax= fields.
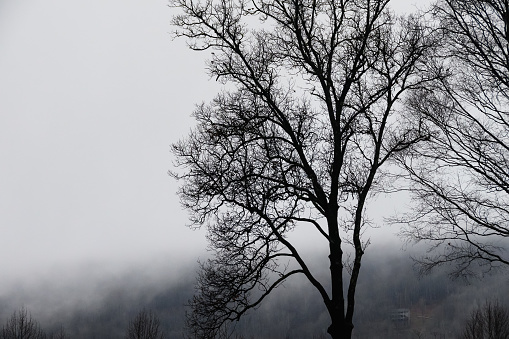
xmin=460 ymin=301 xmax=509 ymax=339
xmin=397 ymin=0 xmax=509 ymax=278
xmin=170 ymin=0 xmax=440 ymax=338
xmin=168 ymin=0 xmax=509 ymax=337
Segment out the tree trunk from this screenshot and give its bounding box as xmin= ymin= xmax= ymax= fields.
xmin=328 ymin=317 xmax=353 ymax=339
xmin=327 ymin=216 xmax=354 ymax=339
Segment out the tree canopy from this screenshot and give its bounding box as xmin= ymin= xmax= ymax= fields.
xmin=170 ymin=0 xmax=439 ymax=337
xmin=399 ymin=0 xmax=509 ymax=277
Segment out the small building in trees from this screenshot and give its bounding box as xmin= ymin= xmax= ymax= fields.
xmin=390 ymin=308 xmax=410 ymax=326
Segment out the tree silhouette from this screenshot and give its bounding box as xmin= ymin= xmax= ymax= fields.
xmin=460 ymin=301 xmax=509 ymax=339
xmin=171 ymin=0 xmax=439 ymax=338
xmin=1 ymin=307 xmax=46 ymax=339
xmin=399 ymin=0 xmax=509 ymax=277
xmin=125 ymin=309 xmax=165 ymax=339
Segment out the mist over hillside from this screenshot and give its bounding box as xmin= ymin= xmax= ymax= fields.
xmin=0 ymin=244 xmax=507 ymax=338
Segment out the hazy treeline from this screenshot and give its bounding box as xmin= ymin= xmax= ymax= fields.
xmin=0 ymin=245 xmax=507 ymax=338
xmin=226 ymin=245 xmax=509 ymax=339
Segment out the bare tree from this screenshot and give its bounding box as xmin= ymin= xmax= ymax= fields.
xmin=1 ymin=307 xmax=46 ymax=339
xmin=398 ymin=0 xmax=509 ymax=277
xmin=170 ymin=0 xmax=438 ymax=338
xmin=125 ymin=309 xmax=165 ymax=339
xmin=460 ymin=301 xmax=509 ymax=339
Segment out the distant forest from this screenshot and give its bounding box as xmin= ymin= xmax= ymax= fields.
xmin=1 ymin=245 xmax=507 ymax=338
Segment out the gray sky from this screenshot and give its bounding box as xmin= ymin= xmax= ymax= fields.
xmin=0 ymin=0 xmax=428 ymax=286
xmin=0 ymin=0 xmax=215 ymax=283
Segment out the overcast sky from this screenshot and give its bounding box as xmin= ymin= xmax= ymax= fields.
xmin=0 ymin=0 xmax=216 ymax=283
xmin=0 ymin=0 xmax=428 ymax=287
